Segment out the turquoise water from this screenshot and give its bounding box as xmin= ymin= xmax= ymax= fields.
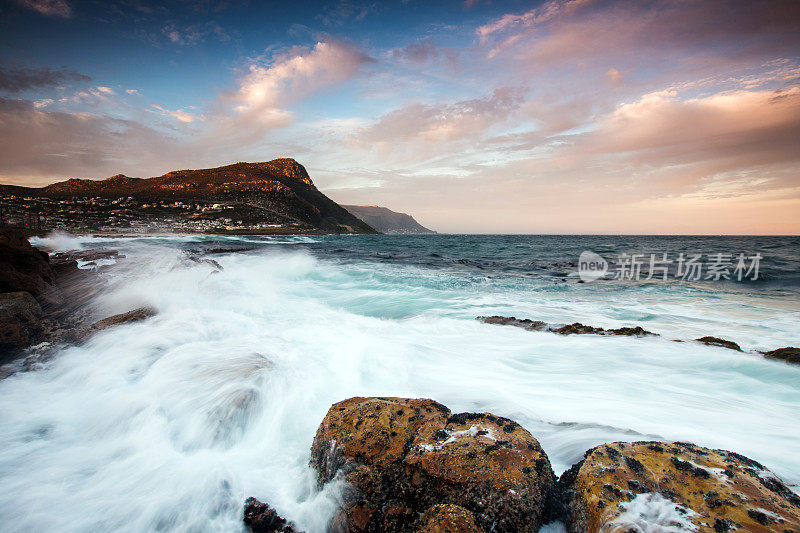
xmin=0 ymin=233 xmax=798 ymax=531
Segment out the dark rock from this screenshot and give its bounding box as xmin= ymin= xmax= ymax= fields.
xmin=606 ymin=325 xmax=654 ymax=336
xmin=476 ymin=315 xmax=547 ymax=331
xmin=0 ymin=231 xmax=108 ymax=369
xmin=696 ymin=336 xmax=742 ymax=351
xmin=477 ymin=316 xmax=657 ymax=337
xmin=0 ymin=228 xmax=57 ymax=301
xmin=243 ymin=497 xmax=300 ymax=533
xmin=552 ymin=322 xmax=604 ymax=335
xmin=0 ymin=291 xmax=42 ymax=357
xmin=309 ymin=396 xmax=554 ymax=532
xmin=763 ymin=347 xmax=800 ymax=365
xmin=91 ymin=307 xmax=156 ymax=330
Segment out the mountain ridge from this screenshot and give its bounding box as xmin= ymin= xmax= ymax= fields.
xmin=0 ymin=159 xmax=376 ymax=234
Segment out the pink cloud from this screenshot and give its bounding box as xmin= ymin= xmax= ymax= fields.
xmin=230 ymin=41 xmax=370 ymax=126
xmin=16 ymin=0 xmax=71 ymax=18
xmin=353 ymin=87 xmax=527 ymax=145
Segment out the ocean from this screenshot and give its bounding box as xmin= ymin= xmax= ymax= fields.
xmin=1 ymin=233 xmax=798 ymax=531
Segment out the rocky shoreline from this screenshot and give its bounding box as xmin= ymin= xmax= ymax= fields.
xmin=3 ymin=230 xmax=799 ymax=531
xmin=0 ymin=228 xmax=154 ymax=375
xmin=245 ymin=396 xmax=800 ymax=533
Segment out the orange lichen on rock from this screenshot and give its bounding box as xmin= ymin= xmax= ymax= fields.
xmin=561 ymin=441 xmax=800 ymax=532
xmin=415 ymin=504 xmax=481 ymax=533
xmin=309 ymin=397 xmax=554 ymax=532
xmin=310 ymin=396 xmax=451 ymax=478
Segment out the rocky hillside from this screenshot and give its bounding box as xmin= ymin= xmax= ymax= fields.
xmin=0 ymin=159 xmax=376 ymax=234
xmin=343 ymin=205 xmax=434 ymax=234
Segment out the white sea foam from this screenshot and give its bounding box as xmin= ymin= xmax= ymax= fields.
xmin=1 ymin=235 xmax=799 ymax=532
xmin=606 ymin=492 xmax=698 ymax=532
xmin=29 ymin=231 xmax=86 ymax=252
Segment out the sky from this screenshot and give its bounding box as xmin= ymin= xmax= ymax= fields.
xmin=1 ymin=0 xmax=799 ymax=234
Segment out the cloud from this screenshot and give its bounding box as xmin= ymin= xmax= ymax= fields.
xmin=577 ymin=87 xmax=800 ymax=189
xmin=0 ymin=97 xmax=177 ymax=184
xmin=478 ymin=0 xmax=800 ymax=69
xmin=15 ymin=0 xmax=72 ymax=18
xmin=161 ymin=21 xmax=229 ymax=45
xmin=0 ymin=66 xmax=90 ymax=93
xmin=354 ymin=87 xmax=527 ymax=145
xmin=389 ymin=39 xmax=458 ymax=67
xmin=228 ymin=41 xmax=370 ymax=127
xmin=605 ymin=67 xmax=623 ymax=84
xmin=316 ymin=1 xmax=377 ymax=26
xmin=151 ymin=103 xmax=202 ymax=123
xmin=463 ymin=0 xmax=490 ymax=8
xmin=59 ymin=86 xmax=118 ymax=106
xmin=477 ymin=0 xmax=592 ymax=42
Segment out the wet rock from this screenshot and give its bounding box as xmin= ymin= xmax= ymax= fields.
xmin=404 ymin=412 xmax=555 ymax=531
xmin=0 ymin=291 xmax=42 ymax=357
xmin=51 ymin=248 xmax=122 ymax=264
xmin=604 ymin=325 xmax=654 ymax=336
xmin=552 ymin=322 xmax=605 ymax=335
xmin=91 ymin=307 xmax=156 ymax=330
xmin=763 ymin=347 xmax=800 ymax=365
xmin=559 ymin=441 xmax=800 ymax=533
xmin=477 ymin=316 xmax=657 ymax=337
xmin=415 ymin=504 xmax=481 ymax=533
xmin=243 ymin=497 xmax=300 ymax=533
xmin=476 ymin=316 xmax=546 ymax=331
xmin=696 ymin=336 xmax=742 ymax=351
xmin=0 ymin=228 xmax=57 ymax=300
xmin=311 ymin=397 xmax=451 ymax=483
xmin=310 ymin=396 xmax=555 ymax=532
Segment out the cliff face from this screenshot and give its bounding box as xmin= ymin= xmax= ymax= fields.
xmin=343 ymin=205 xmax=435 ymax=234
xmin=1 ymin=159 xmax=376 ymax=233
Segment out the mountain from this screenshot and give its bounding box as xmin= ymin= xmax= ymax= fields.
xmin=0 ymin=159 xmax=376 ymax=234
xmin=342 ymin=205 xmax=435 ymax=234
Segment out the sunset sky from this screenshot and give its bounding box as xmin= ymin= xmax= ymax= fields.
xmin=1 ymin=0 xmax=799 ymax=234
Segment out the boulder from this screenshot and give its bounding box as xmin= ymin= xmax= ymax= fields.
xmin=763 ymin=347 xmax=800 ymax=365
xmin=309 ymin=397 xmax=555 ymax=532
xmin=243 ymin=497 xmax=300 ymax=533
xmin=559 ymin=441 xmax=800 ymax=532
xmin=696 ymin=336 xmax=741 ymax=351
xmin=0 ymin=228 xmax=56 ymax=299
xmin=91 ymin=307 xmax=156 ymax=330
xmin=0 ymin=291 xmax=43 ymax=355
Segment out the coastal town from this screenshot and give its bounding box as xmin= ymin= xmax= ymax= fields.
xmin=0 ymin=194 xmax=299 ymax=233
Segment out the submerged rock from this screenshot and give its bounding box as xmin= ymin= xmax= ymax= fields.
xmin=696 ymin=336 xmax=742 ymax=351
xmin=309 ymin=396 xmax=555 ymax=532
xmin=477 ymin=316 xmax=657 ymax=337
xmin=243 ymin=497 xmax=300 ymax=533
xmin=558 ymin=441 xmax=800 ymax=532
xmin=763 ymin=347 xmax=800 ymax=365
xmin=91 ymin=307 xmax=156 ymax=330
xmin=476 ymin=315 xmax=547 ymax=331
